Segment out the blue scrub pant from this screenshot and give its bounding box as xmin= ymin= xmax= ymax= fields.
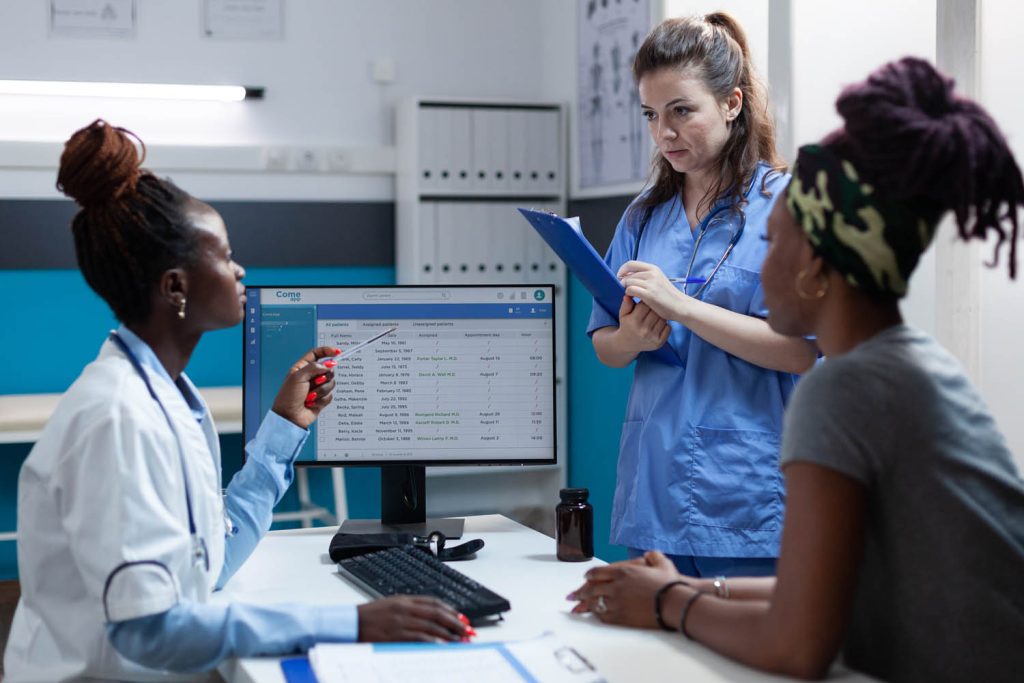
xmin=627 ymin=548 xmax=776 ymax=578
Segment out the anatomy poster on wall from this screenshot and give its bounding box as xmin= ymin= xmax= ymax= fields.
xmin=577 ymin=0 xmax=652 ymax=191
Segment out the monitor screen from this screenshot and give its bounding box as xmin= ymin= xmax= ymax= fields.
xmin=243 ymin=285 xmax=557 ymax=467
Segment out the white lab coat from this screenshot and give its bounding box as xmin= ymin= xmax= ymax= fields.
xmin=4 ymin=339 xmax=226 ymax=682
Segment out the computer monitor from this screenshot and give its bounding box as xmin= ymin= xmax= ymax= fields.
xmin=243 ymin=284 xmax=557 ymax=537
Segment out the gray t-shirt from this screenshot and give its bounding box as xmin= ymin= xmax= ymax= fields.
xmin=781 ymin=324 xmax=1024 ymax=683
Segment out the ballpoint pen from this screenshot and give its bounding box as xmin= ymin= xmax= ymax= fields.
xmin=668 ymin=277 xmax=707 ymax=284
xmin=307 ymin=327 xmax=398 ymax=406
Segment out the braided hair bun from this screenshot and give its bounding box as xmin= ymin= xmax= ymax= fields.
xmin=57 ymin=119 xmax=146 ymax=209
xmin=57 ymin=119 xmax=200 ymax=323
xmin=826 ymin=57 xmax=1023 ymax=277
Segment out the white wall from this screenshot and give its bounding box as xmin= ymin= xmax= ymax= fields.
xmin=663 ymin=0 xmax=770 ymax=84
xmin=791 ymin=0 xmax=938 ymax=336
xmin=0 ymin=0 xmax=554 ymax=201
xmin=978 ymin=0 xmax=1024 ymax=471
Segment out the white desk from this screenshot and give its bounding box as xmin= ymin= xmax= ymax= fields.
xmin=216 ymin=515 xmax=873 ymax=683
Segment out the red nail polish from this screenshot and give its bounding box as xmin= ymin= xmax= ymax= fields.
xmin=314 ymin=375 xmax=327 ymax=385
xmin=306 ymin=391 xmax=317 ymax=402
xmin=460 ymin=636 xmax=470 ymax=643
xmin=466 ymin=628 xmax=478 ymax=637
xmin=324 ymin=360 xmax=336 ymax=368
xmin=333 ymin=348 xmax=342 ymax=355
xmin=457 ymin=613 xmax=470 ymax=625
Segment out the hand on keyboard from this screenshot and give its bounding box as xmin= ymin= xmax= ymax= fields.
xmin=337 ymin=546 xmax=512 ymax=625
xmin=356 ymin=595 xmax=471 ymax=643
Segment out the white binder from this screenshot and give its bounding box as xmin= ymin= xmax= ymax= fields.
xmin=452 ymin=202 xmax=479 ymax=283
xmin=524 ymin=202 xmax=549 ymax=281
xmin=499 ymin=203 xmax=529 ymax=283
xmin=507 ymin=109 xmax=529 ymax=195
xmin=418 ymin=201 xmax=438 ymax=283
xmin=489 ymin=109 xmax=511 ymax=193
xmin=470 ymin=109 xmax=492 ymax=192
xmin=418 ymin=108 xmax=439 ymax=192
xmin=449 ymin=108 xmax=473 ymax=193
xmin=539 ymin=109 xmax=561 ymax=194
xmin=434 ymin=108 xmax=456 ymax=191
xmin=435 ymin=201 xmax=456 ymax=281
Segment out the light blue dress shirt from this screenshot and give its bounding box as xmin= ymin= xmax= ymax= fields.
xmin=105 ymin=326 xmax=357 ymax=672
xmin=588 ymin=163 xmax=797 ymax=558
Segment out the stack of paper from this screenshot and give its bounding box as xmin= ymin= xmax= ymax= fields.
xmin=304 ymin=633 xmax=606 ymax=683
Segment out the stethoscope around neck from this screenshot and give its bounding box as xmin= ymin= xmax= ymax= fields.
xmin=109 ymin=331 xmax=210 ymax=574
xmin=633 ymin=202 xmax=746 ymax=299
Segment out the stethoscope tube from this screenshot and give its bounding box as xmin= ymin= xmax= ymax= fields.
xmin=633 ymin=202 xmax=746 ymax=299
xmin=109 ymin=332 xmax=210 ymax=573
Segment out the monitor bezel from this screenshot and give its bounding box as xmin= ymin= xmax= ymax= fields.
xmin=242 ymin=283 xmax=558 ymax=468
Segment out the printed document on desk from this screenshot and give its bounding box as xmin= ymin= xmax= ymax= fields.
xmin=517 ymin=208 xmax=682 ymax=366
xmin=307 ymin=632 xmax=605 ymax=683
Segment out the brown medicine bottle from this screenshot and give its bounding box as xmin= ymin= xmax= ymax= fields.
xmin=556 ymin=488 xmax=593 ymax=561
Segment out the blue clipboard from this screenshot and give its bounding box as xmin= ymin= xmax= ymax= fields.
xmin=518 ymin=208 xmax=682 ymax=367
xmin=280 ymin=656 xmax=319 ymax=683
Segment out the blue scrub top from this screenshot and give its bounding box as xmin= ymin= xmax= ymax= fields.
xmin=588 ymin=162 xmax=796 ymax=558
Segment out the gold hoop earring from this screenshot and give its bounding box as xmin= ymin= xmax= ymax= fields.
xmin=795 ymin=268 xmax=828 ymax=300
xmin=177 ymin=298 xmax=187 ymax=320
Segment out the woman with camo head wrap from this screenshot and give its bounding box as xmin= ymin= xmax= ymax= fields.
xmin=570 ymin=57 xmax=1024 ymax=683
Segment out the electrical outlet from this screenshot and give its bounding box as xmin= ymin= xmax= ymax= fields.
xmin=263 ymin=146 xmax=289 ymax=171
xmin=372 ymin=58 xmax=397 ymax=84
xmin=326 ymin=148 xmax=351 ymax=172
xmin=292 ymin=147 xmax=323 ymax=172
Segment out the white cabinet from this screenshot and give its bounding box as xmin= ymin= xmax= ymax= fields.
xmin=396 ymin=99 xmax=568 ymax=522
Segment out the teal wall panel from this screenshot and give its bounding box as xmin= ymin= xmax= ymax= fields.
xmin=566 ymin=275 xmax=631 ymax=563
xmin=0 ymin=266 xmax=393 ymax=579
xmin=1 ymin=265 xmax=636 ymax=578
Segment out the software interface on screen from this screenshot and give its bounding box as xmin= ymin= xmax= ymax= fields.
xmin=243 ymin=286 xmax=556 ymax=465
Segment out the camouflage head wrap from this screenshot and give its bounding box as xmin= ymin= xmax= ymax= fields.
xmin=785 ymin=144 xmax=938 ymax=298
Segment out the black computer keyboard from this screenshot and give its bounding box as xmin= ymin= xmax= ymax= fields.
xmin=336 ymin=545 xmax=511 ymax=625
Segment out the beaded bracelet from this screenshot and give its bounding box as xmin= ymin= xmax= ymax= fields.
xmin=654 ymin=581 xmax=689 ymax=631
xmin=678 ymin=590 xmax=707 ymax=640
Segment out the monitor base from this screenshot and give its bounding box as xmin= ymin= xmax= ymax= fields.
xmin=338 ymin=518 xmax=465 ymax=539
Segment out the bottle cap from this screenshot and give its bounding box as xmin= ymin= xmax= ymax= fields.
xmin=559 ymin=487 xmax=589 ymax=503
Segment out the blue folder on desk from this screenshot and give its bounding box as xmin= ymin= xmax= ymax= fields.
xmin=280 ymin=656 xmax=318 ymax=683
xmin=518 ymin=208 xmax=682 ymax=367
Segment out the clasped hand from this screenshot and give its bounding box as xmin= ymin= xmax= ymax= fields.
xmin=615 ymin=294 xmax=670 ymax=353
xmin=617 ymin=260 xmax=690 ymax=322
xmin=568 ymin=551 xmax=688 ymax=628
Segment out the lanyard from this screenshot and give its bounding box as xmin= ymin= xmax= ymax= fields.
xmin=109 ymin=331 xmax=209 ymax=573
xmin=633 ymin=203 xmax=746 ymax=299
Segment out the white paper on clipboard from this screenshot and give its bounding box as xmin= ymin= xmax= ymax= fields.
xmin=308 ymin=632 xmax=606 ymax=683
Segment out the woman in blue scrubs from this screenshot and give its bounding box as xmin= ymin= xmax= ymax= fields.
xmin=571 ymin=56 xmax=1024 ymax=682
xmin=590 ymin=14 xmax=817 ymax=577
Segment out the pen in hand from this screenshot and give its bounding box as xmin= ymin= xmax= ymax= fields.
xmin=668 ymin=277 xmax=707 ymax=284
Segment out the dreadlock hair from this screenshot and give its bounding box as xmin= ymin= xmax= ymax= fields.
xmin=822 ymin=56 xmax=1024 ymax=279
xmin=629 ymin=12 xmax=786 ymax=227
xmin=56 ymin=119 xmax=201 ymax=323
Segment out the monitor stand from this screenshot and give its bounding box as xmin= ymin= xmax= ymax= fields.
xmin=338 ymin=465 xmax=465 ymax=539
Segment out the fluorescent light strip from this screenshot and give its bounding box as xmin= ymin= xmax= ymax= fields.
xmin=0 ymin=80 xmax=260 ymax=102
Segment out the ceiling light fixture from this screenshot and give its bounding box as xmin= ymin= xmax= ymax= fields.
xmin=0 ymin=79 xmax=264 ymax=102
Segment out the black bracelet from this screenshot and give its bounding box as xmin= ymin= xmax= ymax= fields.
xmin=679 ymin=590 xmax=707 ymax=640
xmin=654 ymin=580 xmax=689 ymax=631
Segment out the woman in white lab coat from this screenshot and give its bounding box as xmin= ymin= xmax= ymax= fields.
xmin=3 ymin=120 xmax=471 ymax=682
